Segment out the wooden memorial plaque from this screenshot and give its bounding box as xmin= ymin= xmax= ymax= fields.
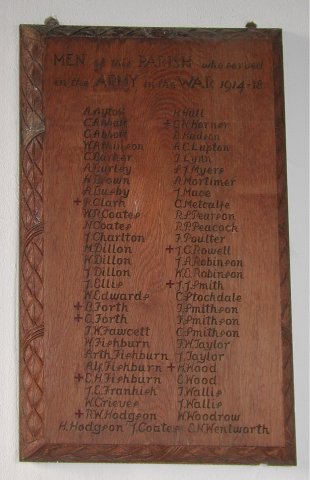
xmin=19 ymin=23 xmax=296 ymax=464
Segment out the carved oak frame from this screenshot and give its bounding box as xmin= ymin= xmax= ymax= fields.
xmin=19 ymin=24 xmax=295 ymax=464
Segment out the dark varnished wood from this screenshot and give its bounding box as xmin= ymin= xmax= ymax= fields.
xmin=20 ymin=24 xmax=295 ymax=464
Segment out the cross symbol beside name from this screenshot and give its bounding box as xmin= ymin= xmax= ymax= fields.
xmin=74 ymin=302 xmax=82 ymax=311
xmin=74 ymin=313 xmax=83 ymax=323
xmin=166 ymin=245 xmax=174 ymax=254
xmin=73 ymin=198 xmax=82 ymax=205
xmin=163 ymin=120 xmax=172 ymax=128
xmin=74 ymin=373 xmax=84 ymax=382
xmin=167 ymin=363 xmax=176 ymax=371
xmin=75 ymin=409 xmax=84 ymax=418
xmin=166 ymin=280 xmax=175 ymax=288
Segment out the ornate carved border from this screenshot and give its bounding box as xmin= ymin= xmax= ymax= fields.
xmin=20 ymin=25 xmax=46 ymax=460
xmin=272 ymin=32 xmax=296 ymax=463
xmin=19 ymin=25 xmax=296 ymax=464
xmin=30 ymin=22 xmax=281 ymax=40
xmin=24 ymin=442 xmax=294 ymax=464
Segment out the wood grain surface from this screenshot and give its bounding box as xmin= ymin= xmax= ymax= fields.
xmin=19 ymin=24 xmax=295 ymax=464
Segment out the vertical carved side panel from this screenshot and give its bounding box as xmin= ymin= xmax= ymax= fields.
xmin=20 ymin=26 xmax=45 ymax=459
xmin=273 ymin=34 xmax=296 ymax=462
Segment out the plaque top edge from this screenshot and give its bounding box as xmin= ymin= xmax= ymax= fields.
xmin=19 ymin=24 xmax=282 ymax=41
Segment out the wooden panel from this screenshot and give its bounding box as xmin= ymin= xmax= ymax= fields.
xmin=19 ymin=24 xmax=295 ymax=464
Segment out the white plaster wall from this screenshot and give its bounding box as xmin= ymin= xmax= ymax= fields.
xmin=0 ymin=1 xmax=308 ymax=479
